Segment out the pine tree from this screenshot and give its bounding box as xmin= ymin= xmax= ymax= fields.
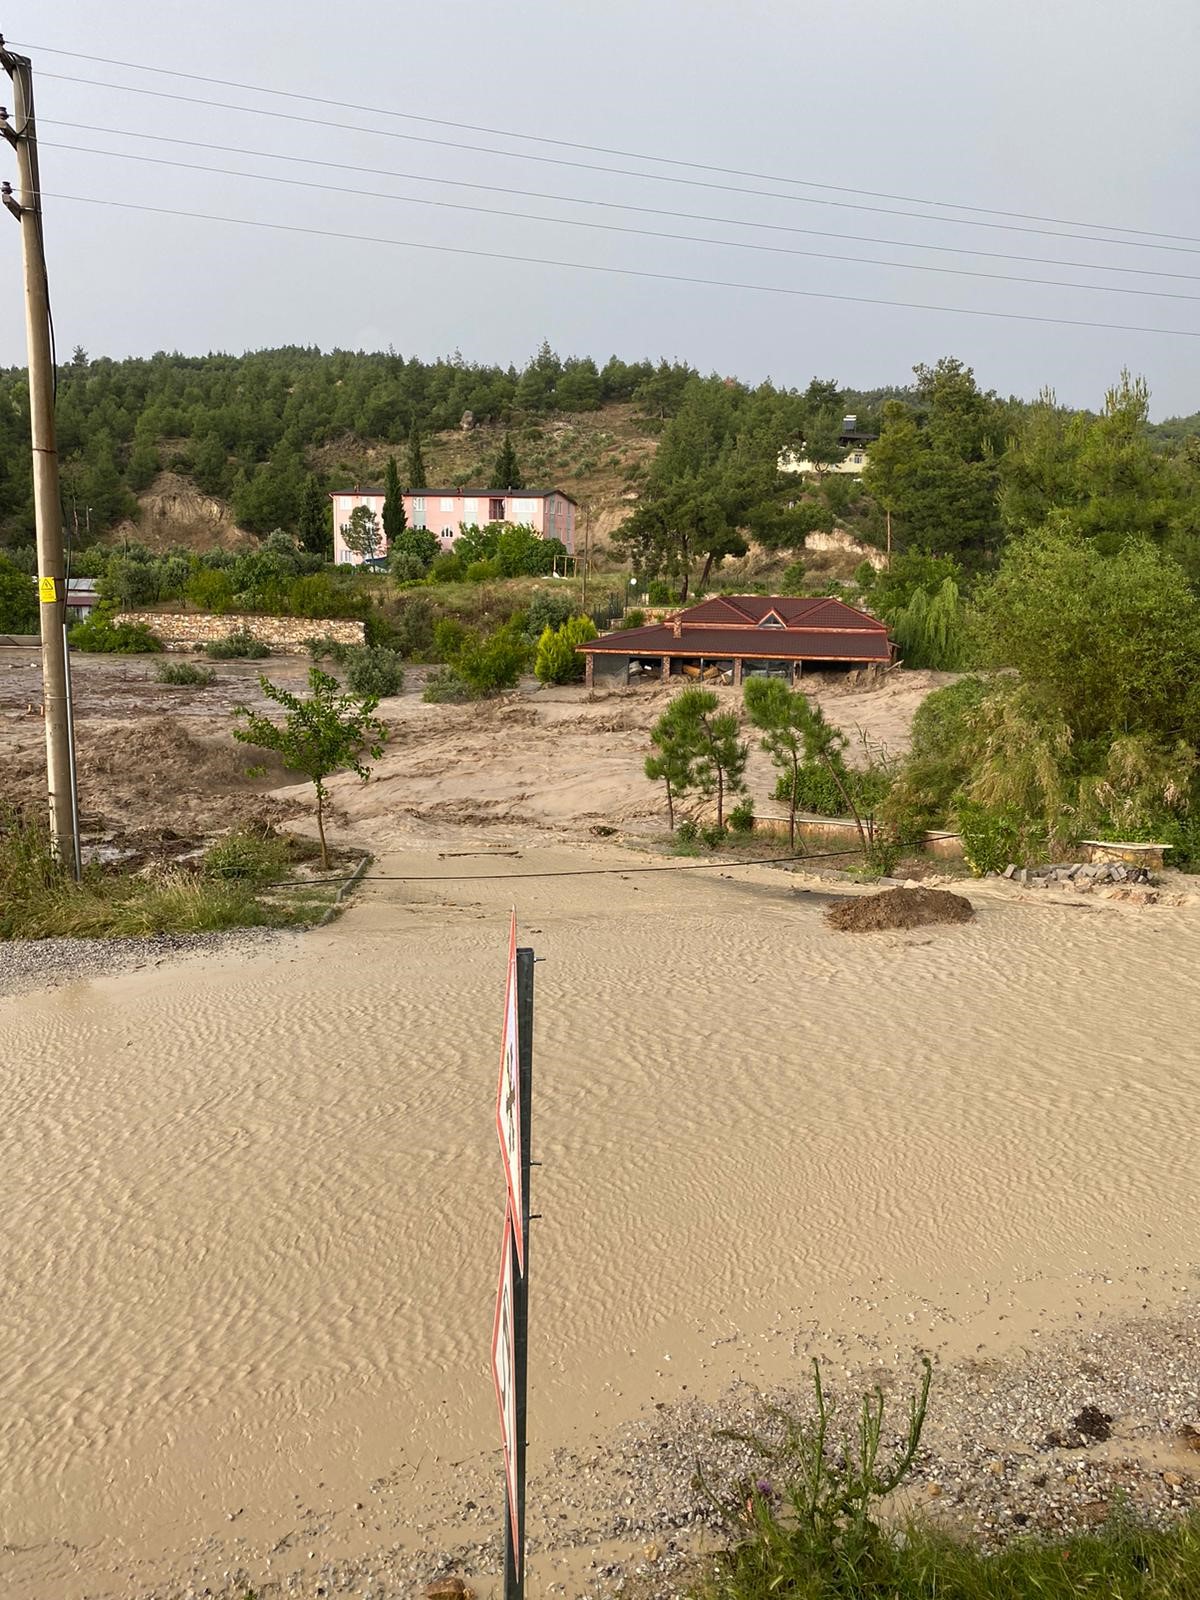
xmin=298 ymin=474 xmax=330 ymax=557
xmin=405 ymin=419 xmax=427 ymax=490
xmin=383 ymin=455 xmax=406 ymax=545
xmin=493 ymin=432 xmax=524 ymax=490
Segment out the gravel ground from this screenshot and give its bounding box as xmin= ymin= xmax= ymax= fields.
xmin=120 ymin=1303 xmax=1199 ymax=1600
xmin=0 ymin=926 xmax=298 ymax=999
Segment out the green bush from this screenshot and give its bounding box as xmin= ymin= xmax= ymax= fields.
xmin=675 ymin=818 xmax=699 ymax=844
xmin=287 ymin=571 xmax=368 ymax=620
xmin=0 ymin=555 xmax=37 ymax=632
xmin=155 ymin=659 xmax=216 ymax=686
xmin=465 ymin=557 xmax=502 ymax=583
xmin=305 ymin=634 xmax=349 ymax=664
xmin=526 ymin=590 xmax=576 ymax=638
xmin=647 ymin=578 xmax=674 ymax=605
xmin=430 ymin=551 xmax=465 ymax=582
xmin=185 ymin=567 xmax=237 ymax=614
xmin=700 ymin=823 xmax=728 ymax=849
xmin=422 ymin=665 xmax=471 ymax=703
xmin=343 ymin=645 xmax=405 ymax=698
xmin=69 ymin=614 xmax=163 ymax=654
xmin=780 ymin=561 xmax=808 ymax=595
xmin=622 ymin=607 xmax=646 ymax=629
xmin=773 ymin=763 xmax=891 ymax=818
xmin=205 ymin=628 xmax=269 ymax=659
xmin=728 ymin=799 xmax=755 ymax=834
xmin=955 ymin=797 xmax=1032 ymax=876
xmin=390 ymin=595 xmax=437 ymax=658
xmin=534 ymin=614 xmax=598 ymax=684
xmin=456 ymin=624 xmax=529 ymax=697
xmin=432 ymin=617 xmax=470 ymax=662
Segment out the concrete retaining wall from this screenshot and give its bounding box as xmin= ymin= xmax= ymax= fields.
xmin=114 ymin=611 xmax=366 ymax=655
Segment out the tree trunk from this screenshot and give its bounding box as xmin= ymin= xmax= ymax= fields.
xmin=789 ymin=754 xmax=799 ymax=852
xmin=716 ymin=765 xmax=724 ymax=829
xmin=665 ymin=776 xmax=675 ymax=831
xmin=698 ymin=551 xmax=714 ymax=592
xmin=316 ymin=784 xmax=329 ymax=870
xmin=824 ymin=759 xmax=869 ymax=860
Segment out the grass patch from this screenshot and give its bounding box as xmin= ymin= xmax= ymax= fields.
xmin=0 ymin=812 xmax=352 ymax=939
xmin=690 ymin=1359 xmax=1200 ymax=1600
xmin=205 ymin=628 xmax=269 ymax=659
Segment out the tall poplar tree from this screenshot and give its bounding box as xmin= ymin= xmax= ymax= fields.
xmin=297 ymin=474 xmax=330 ymax=557
xmin=492 ymin=432 xmax=524 ymax=490
xmin=405 ymin=419 xmax=428 ymax=490
xmin=382 ymin=455 xmax=406 ymax=544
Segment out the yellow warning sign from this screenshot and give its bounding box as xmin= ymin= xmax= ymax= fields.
xmin=38 ymin=576 xmax=57 ymax=603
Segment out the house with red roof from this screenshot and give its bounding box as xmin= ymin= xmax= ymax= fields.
xmin=577 ymin=594 xmax=893 ymax=689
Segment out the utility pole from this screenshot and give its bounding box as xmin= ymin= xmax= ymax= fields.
xmin=1 ymin=40 xmax=77 ymax=869
xmin=580 ymin=501 xmax=591 ymax=613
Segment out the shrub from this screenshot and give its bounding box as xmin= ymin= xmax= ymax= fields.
xmin=780 ymin=560 xmax=808 ymax=595
xmin=343 ymin=645 xmax=405 ymax=698
xmin=622 ymin=607 xmax=646 ymax=629
xmin=155 ymin=659 xmax=216 ymax=686
xmin=955 ymin=797 xmax=1031 ymax=876
xmin=0 ymin=554 xmax=37 ymax=631
xmin=728 ymin=799 xmax=755 ymax=834
xmin=185 ymin=567 xmax=237 ymax=614
xmin=430 ymin=551 xmax=465 ymax=582
xmin=69 ymin=615 xmax=163 ymax=654
xmin=422 ymin=665 xmax=471 ymax=703
xmin=674 ymin=819 xmax=699 ymax=845
xmin=432 ymin=617 xmax=470 ymax=662
xmin=534 ymin=614 xmax=598 ymax=684
xmin=456 ymin=624 xmax=529 ymax=696
xmin=305 ymin=634 xmax=349 ymax=664
xmin=391 ymin=595 xmax=437 ymax=658
xmin=773 ymin=763 xmax=891 ymax=818
xmin=287 ymin=572 xmax=368 ymax=620
xmin=647 ymin=578 xmax=674 ymax=605
xmin=700 ymin=823 xmax=728 ymax=849
xmin=526 ymin=590 xmax=576 ymax=638
xmin=205 ymin=629 xmax=269 ymax=659
xmin=465 ymin=557 xmax=501 ymax=583
xmin=390 ymin=526 xmax=441 ymax=575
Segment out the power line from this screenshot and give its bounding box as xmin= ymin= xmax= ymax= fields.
xmin=38 ymin=190 xmax=1200 ymax=339
xmin=34 ymin=70 xmax=1200 ymax=257
xmin=263 ymin=846 xmax=870 ymax=888
xmin=14 ymin=37 xmax=1199 ymax=247
xmin=44 ymin=117 xmax=1200 ymax=284
xmin=44 ymin=138 xmax=1200 ymax=306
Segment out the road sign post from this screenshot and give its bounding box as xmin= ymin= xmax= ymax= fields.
xmin=492 ymin=920 xmax=534 ymax=1600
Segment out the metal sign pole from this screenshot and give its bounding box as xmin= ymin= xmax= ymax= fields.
xmin=502 ymin=947 xmax=534 ymax=1600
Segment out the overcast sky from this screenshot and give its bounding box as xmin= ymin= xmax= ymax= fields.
xmin=4 ymin=0 xmax=1199 ymax=416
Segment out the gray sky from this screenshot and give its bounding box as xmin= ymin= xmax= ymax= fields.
xmin=5 ymin=0 xmax=1199 ymax=416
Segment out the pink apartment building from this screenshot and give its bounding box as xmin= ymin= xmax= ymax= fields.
xmin=330 ymin=486 xmax=577 ymax=564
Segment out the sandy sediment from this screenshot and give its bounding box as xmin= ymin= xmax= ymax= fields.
xmin=1 ymin=841 xmax=1198 ymax=1598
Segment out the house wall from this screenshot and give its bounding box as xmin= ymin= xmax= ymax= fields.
xmin=778 ymin=449 xmax=869 ymax=477
xmin=332 ymin=492 xmax=387 ymax=564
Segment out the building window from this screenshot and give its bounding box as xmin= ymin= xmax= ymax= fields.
xmin=412 ymin=496 xmax=426 ymax=529
xmin=440 ymin=496 xmax=455 ymax=512
xmin=462 ymin=497 xmax=478 ymax=523
xmin=489 ymin=497 xmax=505 ymax=522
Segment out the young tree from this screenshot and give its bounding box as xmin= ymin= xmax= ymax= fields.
xmin=297 ymin=474 xmax=330 ymax=557
xmin=341 ymin=504 xmax=381 ymax=563
xmin=382 ymin=455 xmax=407 ymax=545
xmin=743 ymin=675 xmax=806 ymax=849
xmin=233 ymin=667 xmax=386 ymax=869
xmin=645 ymin=694 xmax=703 ymax=829
xmin=657 ymin=686 xmax=748 ymax=829
xmin=493 ymin=432 xmax=524 ymax=490
xmin=405 ymin=418 xmax=427 ymax=490
xmin=390 ymin=525 xmax=440 ymax=576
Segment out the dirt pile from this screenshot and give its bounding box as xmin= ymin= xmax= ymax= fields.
xmin=9 ymin=716 xmax=298 ymax=835
xmin=826 ymin=885 xmax=974 ymax=932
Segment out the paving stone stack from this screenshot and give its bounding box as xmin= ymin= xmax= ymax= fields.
xmin=993 ymin=862 xmax=1152 ymax=886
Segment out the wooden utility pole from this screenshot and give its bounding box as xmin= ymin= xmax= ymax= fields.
xmin=1 ymin=40 xmax=78 ymax=868
xmin=580 ymin=501 xmax=591 ymax=613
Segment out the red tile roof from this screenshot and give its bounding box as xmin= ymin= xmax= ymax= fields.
xmin=580 ymin=594 xmax=892 ymax=662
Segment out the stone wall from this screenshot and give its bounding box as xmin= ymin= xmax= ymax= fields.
xmin=114 ymin=611 xmax=366 ymax=655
